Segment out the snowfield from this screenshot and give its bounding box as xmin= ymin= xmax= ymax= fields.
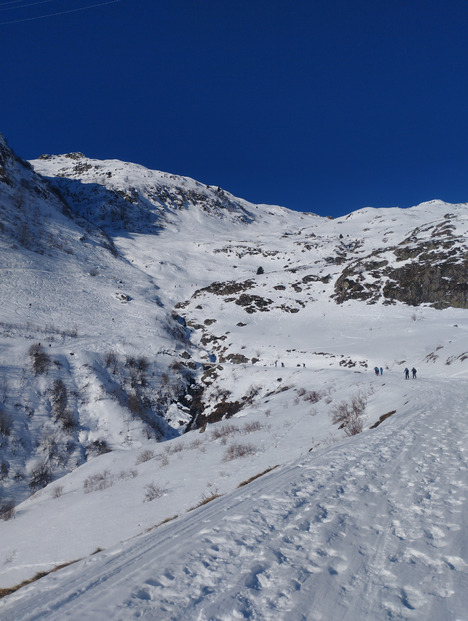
xmin=0 ymin=138 xmax=467 ymax=619
xmin=1 ymin=375 xmax=467 ymax=620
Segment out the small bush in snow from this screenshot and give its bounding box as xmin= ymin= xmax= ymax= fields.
xmin=331 ymin=392 xmax=367 ymax=437
xmin=136 ymin=449 xmax=154 ymax=465
xmin=119 ymin=469 xmax=138 ymax=480
xmin=164 ymin=442 xmax=183 ymax=455
xmin=223 ymin=442 xmax=256 ymax=461
xmin=0 ymin=500 xmax=15 ymax=521
xmin=144 ymin=482 xmax=164 ymax=502
xmin=211 ymin=423 xmax=238 ymax=441
xmin=189 ymin=438 xmax=203 ymax=450
xmin=104 ymin=350 xmax=118 ymax=374
xmin=127 ymin=393 xmax=146 ymax=416
xmin=51 ymin=485 xmax=64 ymax=498
xmin=86 ymin=439 xmax=111 ymax=458
xmin=189 ymin=492 xmax=222 ymax=510
xmin=244 ymin=385 xmax=261 ymax=402
xmin=136 ymin=356 xmax=149 ymax=373
xmin=51 ymin=379 xmax=67 ymax=410
xmin=28 ymin=343 xmax=51 ymax=375
xmin=297 ymin=388 xmax=322 ymax=403
xmin=50 ymin=379 xmax=77 ymax=432
xmin=60 ymin=410 xmax=78 ymax=433
xmin=29 ymin=460 xmax=53 ymax=490
xmin=243 ymin=420 xmax=263 ymax=434
xmin=83 ymin=470 xmax=112 ymax=493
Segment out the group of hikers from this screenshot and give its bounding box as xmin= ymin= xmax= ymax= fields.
xmin=374 ymin=366 xmax=417 ymax=379
xmin=404 ymin=367 xmax=417 ymax=379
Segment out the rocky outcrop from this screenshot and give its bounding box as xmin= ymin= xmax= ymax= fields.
xmin=334 ymin=216 xmax=468 ymax=309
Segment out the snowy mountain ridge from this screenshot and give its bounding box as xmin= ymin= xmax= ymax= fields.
xmin=0 ymin=133 xmax=467 ymax=619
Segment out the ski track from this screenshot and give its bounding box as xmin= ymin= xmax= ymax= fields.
xmin=1 ymin=378 xmax=467 ymax=620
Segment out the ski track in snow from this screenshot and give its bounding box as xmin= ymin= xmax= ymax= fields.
xmin=1 ymin=378 xmax=467 ymax=621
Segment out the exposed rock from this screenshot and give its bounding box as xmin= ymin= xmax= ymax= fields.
xmin=193 ymin=279 xmax=255 ymax=297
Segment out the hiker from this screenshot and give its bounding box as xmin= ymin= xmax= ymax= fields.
xmin=374 ymin=366 xmax=379 ymax=376
xmin=380 ymin=367 xmax=383 ymax=375
xmin=412 ymin=367 xmax=417 ymax=379
xmin=404 ymin=367 xmax=409 ymax=380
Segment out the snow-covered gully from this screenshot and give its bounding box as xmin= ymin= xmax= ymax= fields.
xmin=2 ymin=377 xmax=467 ymax=620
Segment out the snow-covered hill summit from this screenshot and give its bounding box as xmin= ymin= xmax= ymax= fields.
xmin=0 ymin=133 xmax=467 ymax=618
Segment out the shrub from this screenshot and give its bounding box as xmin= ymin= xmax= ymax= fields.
xmin=243 ymin=421 xmax=263 ymax=434
xmin=50 ymin=379 xmax=76 ymax=431
xmin=86 ymin=439 xmax=111 ymax=458
xmin=297 ymin=388 xmax=322 ymax=403
xmin=51 ymin=485 xmax=64 ymax=498
xmin=144 ymin=482 xmax=164 ymax=502
xmin=189 ymin=492 xmax=223 ymax=511
xmin=29 ymin=460 xmax=53 ymax=490
xmin=60 ymin=410 xmax=78 ymax=432
xmin=125 ymin=355 xmax=136 ymax=368
xmin=28 ymin=343 xmax=51 ymax=375
xmin=223 ymin=442 xmax=256 ymax=461
xmin=119 ymin=469 xmax=138 ymax=480
xmin=51 ymin=379 xmax=67 ymax=413
xmin=104 ymin=351 xmax=118 ymax=374
xmin=136 ymin=449 xmax=154 ymax=465
xmin=164 ymin=442 xmax=183 ymax=455
xmin=83 ymin=470 xmax=112 ymax=493
xmin=331 ymin=392 xmax=366 ymax=436
xmin=136 ymin=357 xmax=149 ymax=373
xmin=211 ymin=423 xmax=239 ymax=441
xmin=244 ymin=385 xmax=261 ymax=402
xmin=237 ymin=465 xmax=279 ymax=487
xmin=128 ymin=393 xmax=146 ymax=416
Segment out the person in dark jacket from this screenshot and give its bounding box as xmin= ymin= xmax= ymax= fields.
xmin=412 ymin=367 xmax=417 ymax=379
xmin=404 ymin=367 xmax=410 ymax=379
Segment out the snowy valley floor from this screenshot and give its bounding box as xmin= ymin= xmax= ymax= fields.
xmin=1 ymin=375 xmax=467 ymax=620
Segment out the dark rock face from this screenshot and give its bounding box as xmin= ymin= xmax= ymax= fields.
xmin=193 ymin=280 xmax=255 ymax=297
xmin=383 ymin=258 xmax=468 ymax=309
xmin=334 ymin=217 xmax=468 ymax=309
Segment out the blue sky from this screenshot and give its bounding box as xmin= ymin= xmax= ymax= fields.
xmin=1 ymin=0 xmax=467 ymax=217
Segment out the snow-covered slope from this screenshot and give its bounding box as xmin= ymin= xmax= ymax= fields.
xmin=1 ymin=375 xmax=467 ymax=620
xmin=0 ymin=134 xmax=467 ymax=619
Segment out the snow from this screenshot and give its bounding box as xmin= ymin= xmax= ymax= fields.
xmin=1 ymin=375 xmax=467 ymax=620
xmin=0 ymin=142 xmax=467 ymax=619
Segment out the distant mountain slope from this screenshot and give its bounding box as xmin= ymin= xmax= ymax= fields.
xmin=31 ymin=151 xmax=289 ymax=233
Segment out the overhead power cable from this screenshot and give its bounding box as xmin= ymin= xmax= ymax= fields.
xmin=0 ymin=0 xmax=119 ymax=25
xmin=0 ymin=1 xmax=57 ymax=12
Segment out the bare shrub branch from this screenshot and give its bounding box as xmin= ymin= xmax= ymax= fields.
xmin=223 ymin=442 xmax=256 ymax=461
xmin=144 ymin=482 xmax=164 ymax=502
xmin=136 ymin=449 xmax=154 ymax=465
xmin=83 ymin=470 xmax=112 ymax=493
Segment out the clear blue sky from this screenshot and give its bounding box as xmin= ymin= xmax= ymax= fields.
xmin=1 ymin=0 xmax=468 ymax=217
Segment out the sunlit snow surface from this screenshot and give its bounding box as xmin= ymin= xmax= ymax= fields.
xmin=0 ymin=151 xmax=467 ymax=619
